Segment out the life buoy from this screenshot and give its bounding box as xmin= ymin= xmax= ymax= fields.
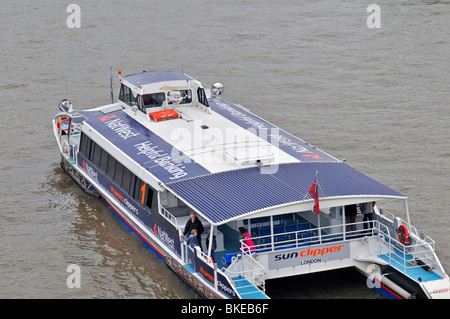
xmin=398 ymin=224 xmax=410 ymax=245
xmin=57 ymin=116 xmax=70 ymax=129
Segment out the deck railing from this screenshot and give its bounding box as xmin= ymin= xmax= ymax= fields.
xmin=377 ymin=227 xmax=439 ymax=275
xmin=181 ymin=241 xmax=241 ymax=299
xmin=245 ymin=219 xmax=440 ymax=276
xmin=222 ymin=244 xmax=266 ymax=293
xmin=378 ymin=209 xmax=436 ymax=251
xmin=247 ymin=220 xmax=377 ymax=252
xmin=375 ymin=210 xmax=440 ymax=274
xmin=159 ymin=205 xmax=178 ymax=227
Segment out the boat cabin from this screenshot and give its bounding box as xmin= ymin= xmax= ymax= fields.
xmin=118 ymin=71 xmax=210 ymax=115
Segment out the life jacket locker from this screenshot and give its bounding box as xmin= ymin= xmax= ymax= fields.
xmin=149 ymin=109 xmax=179 ymax=122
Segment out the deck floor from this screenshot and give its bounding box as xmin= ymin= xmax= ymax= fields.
xmin=379 ymin=250 xmax=441 ymax=282
xmin=231 ymin=276 xmax=269 ymax=299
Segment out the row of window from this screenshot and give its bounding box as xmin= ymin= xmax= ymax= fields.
xmin=119 ymin=84 xmax=193 ymax=110
xmin=79 ymin=133 xmax=154 ymax=210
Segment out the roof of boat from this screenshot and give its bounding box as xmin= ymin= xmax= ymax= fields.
xmin=123 ymin=71 xmax=193 ymax=87
xmin=72 ymin=71 xmax=406 ymax=225
xmin=165 ymin=162 xmax=405 ymax=225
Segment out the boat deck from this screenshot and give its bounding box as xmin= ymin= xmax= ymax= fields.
xmin=379 ymin=249 xmax=442 ymax=282
xmin=215 ymin=214 xmax=352 ymax=265
xmin=231 ymin=276 xmax=269 ymax=299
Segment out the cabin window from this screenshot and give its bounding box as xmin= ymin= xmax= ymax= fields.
xmin=142 ymin=92 xmax=165 ymax=108
xmin=146 ymin=187 xmax=154 ymax=210
xmin=168 ymin=90 xmax=192 ymax=105
xmin=79 ymin=133 xmax=91 ymax=158
xmin=99 ymin=149 xmax=109 ymax=172
xmin=128 ymin=175 xmax=136 ymax=198
xmin=119 ymin=84 xmax=138 ymax=106
xmin=114 ymin=161 xmax=124 ymax=185
xmin=87 ymin=140 xmax=95 ymax=162
xmin=122 ymin=167 xmax=132 ymax=194
xmin=77 ymin=134 xmax=157 ymax=211
xmin=119 ymin=84 xmax=128 ymax=102
xmin=84 ymin=141 xmax=94 ymax=162
xmin=133 ymin=177 xmax=144 ymax=203
xmin=197 ymin=88 xmax=209 ymax=107
xmin=106 ymin=157 xmax=116 ymax=180
xmin=91 ymin=142 xmax=102 ymax=167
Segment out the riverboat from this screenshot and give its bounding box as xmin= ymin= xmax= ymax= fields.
xmin=53 ymin=70 xmax=450 ymax=299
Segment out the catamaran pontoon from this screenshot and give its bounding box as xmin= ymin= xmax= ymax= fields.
xmin=53 ymin=70 xmax=450 ymax=299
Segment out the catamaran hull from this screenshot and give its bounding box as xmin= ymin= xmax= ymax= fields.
xmin=355 ymin=259 xmax=450 ymax=299
xmin=356 ymin=265 xmax=425 ymax=299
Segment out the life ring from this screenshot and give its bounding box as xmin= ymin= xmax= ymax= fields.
xmin=57 ymin=116 xmax=70 ymax=129
xmin=398 ymin=225 xmax=410 ymax=245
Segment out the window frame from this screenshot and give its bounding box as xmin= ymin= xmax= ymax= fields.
xmin=142 ymin=92 xmax=166 ymax=108
xmin=121 ymin=167 xmax=133 ymax=194
xmin=99 ymin=148 xmax=109 ymax=173
xmin=113 ymin=161 xmax=124 ymax=185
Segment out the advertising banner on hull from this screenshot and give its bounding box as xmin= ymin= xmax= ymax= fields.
xmin=268 ymin=242 xmax=350 ymax=270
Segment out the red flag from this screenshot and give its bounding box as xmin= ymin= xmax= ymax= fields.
xmin=308 ymin=177 xmax=320 ymax=215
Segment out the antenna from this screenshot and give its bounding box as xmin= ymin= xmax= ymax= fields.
xmin=110 ymin=67 xmax=114 ymax=104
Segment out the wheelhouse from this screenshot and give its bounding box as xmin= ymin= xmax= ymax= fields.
xmin=118 ymin=71 xmax=209 ymax=114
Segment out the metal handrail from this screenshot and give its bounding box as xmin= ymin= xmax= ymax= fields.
xmin=248 ymin=221 xmax=376 ymax=252
xmin=245 ymin=219 xmax=438 ymax=274
xmin=378 ymin=209 xmax=436 ymax=250
xmin=159 ymin=205 xmax=178 ymax=227
xmin=196 ymin=244 xmax=215 ymax=266
xmin=378 ymin=229 xmax=438 ymax=274
xmin=222 ymin=246 xmax=266 ymax=292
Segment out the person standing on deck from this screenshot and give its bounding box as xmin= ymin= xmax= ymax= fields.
xmin=186 ymin=229 xmax=199 ymax=248
xmin=361 ymin=202 xmax=375 ymax=230
xmin=345 ymin=204 xmax=358 ymax=232
xmin=181 ymin=212 xmax=204 ymax=251
xmin=238 ymin=227 xmax=256 ymax=252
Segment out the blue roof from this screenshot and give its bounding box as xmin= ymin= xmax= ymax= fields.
xmin=165 ymin=162 xmax=405 ymax=225
xmin=124 ymin=71 xmax=192 ymax=86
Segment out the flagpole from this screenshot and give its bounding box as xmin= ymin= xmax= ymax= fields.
xmin=318 ymin=207 xmax=321 ymax=244
xmin=313 ymin=171 xmax=322 ymax=243
xmin=314 ymin=171 xmax=319 ymax=215
xmin=316 ymin=171 xmax=321 ymax=243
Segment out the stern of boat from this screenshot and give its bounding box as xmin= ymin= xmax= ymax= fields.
xmin=53 ymin=100 xmax=100 ymax=198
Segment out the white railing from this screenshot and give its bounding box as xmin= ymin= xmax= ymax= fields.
xmin=222 ymin=245 xmax=266 ymax=294
xmin=159 ymin=205 xmax=178 ymax=228
xmin=248 ymin=220 xmax=377 ymax=253
xmin=377 ymin=226 xmax=439 ymax=275
xmin=378 ymin=210 xmax=436 ymax=251
xmin=246 ymin=218 xmax=440 ymax=277
xmin=196 ymin=244 xmax=215 ymax=265
xmin=181 ymin=242 xmax=240 ymax=298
